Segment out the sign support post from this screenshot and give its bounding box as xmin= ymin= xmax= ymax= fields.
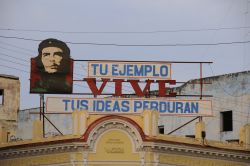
xmin=39 ymin=94 xmax=42 ymax=121
xmin=41 ymin=94 xmax=45 ymax=138
xmin=199 ymin=63 xmax=203 ymax=122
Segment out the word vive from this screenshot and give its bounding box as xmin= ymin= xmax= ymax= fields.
xmin=46 ymin=97 xmax=213 ymax=116
xmin=84 ymin=78 xmax=176 ymax=97
xmin=88 ymin=62 xmax=171 ymax=79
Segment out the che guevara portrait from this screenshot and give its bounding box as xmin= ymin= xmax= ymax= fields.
xmin=30 ymin=38 xmax=73 ymax=94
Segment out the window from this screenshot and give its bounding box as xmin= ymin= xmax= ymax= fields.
xmin=158 ymin=125 xmax=164 ymax=134
xmin=186 ymin=135 xmax=195 ymax=138
xmin=0 ymin=89 xmax=3 ymax=105
xmin=226 ymin=139 xmax=239 ymax=143
xmin=220 ymin=111 xmax=233 ymax=131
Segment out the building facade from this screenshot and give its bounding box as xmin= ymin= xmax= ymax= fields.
xmin=157 ymin=71 xmax=250 ymax=142
xmin=0 ymin=74 xmax=20 ymax=143
xmin=1 ymin=111 xmax=250 ymax=166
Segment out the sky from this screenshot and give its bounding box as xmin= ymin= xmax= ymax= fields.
xmin=0 ymin=0 xmax=249 ymax=109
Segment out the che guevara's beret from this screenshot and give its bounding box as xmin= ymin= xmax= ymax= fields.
xmin=38 ymin=38 xmax=70 ymax=57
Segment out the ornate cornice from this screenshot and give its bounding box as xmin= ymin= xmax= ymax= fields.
xmin=141 ymin=142 xmax=250 ymax=163
xmin=0 ymin=143 xmax=85 ymax=159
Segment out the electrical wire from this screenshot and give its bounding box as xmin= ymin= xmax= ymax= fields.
xmin=0 ymin=52 xmax=29 ymax=62
xmin=0 ymin=41 xmax=36 ymax=53
xmin=0 ymin=35 xmax=250 ymax=47
xmin=0 ymin=57 xmax=28 ymax=66
xmin=0 ymin=64 xmax=29 ymax=73
xmin=0 ymin=45 xmax=34 ymax=57
xmin=0 ymin=26 xmax=250 ymax=34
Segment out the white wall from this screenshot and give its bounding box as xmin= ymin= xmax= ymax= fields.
xmin=159 ymin=71 xmax=250 ymax=141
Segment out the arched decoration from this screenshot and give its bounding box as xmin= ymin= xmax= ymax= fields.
xmin=81 ymin=115 xmax=146 ymax=151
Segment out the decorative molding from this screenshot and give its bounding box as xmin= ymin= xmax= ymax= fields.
xmin=0 ymin=143 xmax=85 ymax=159
xmin=86 ymin=119 xmax=143 ymax=152
xmin=141 ymin=142 xmax=250 ymax=163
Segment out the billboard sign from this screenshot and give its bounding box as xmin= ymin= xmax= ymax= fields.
xmin=29 ymin=39 xmax=212 ymax=117
xmin=30 ymin=38 xmax=73 ymax=94
xmin=46 ymin=97 xmax=213 ymax=116
xmin=88 ymin=61 xmax=171 ymax=80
